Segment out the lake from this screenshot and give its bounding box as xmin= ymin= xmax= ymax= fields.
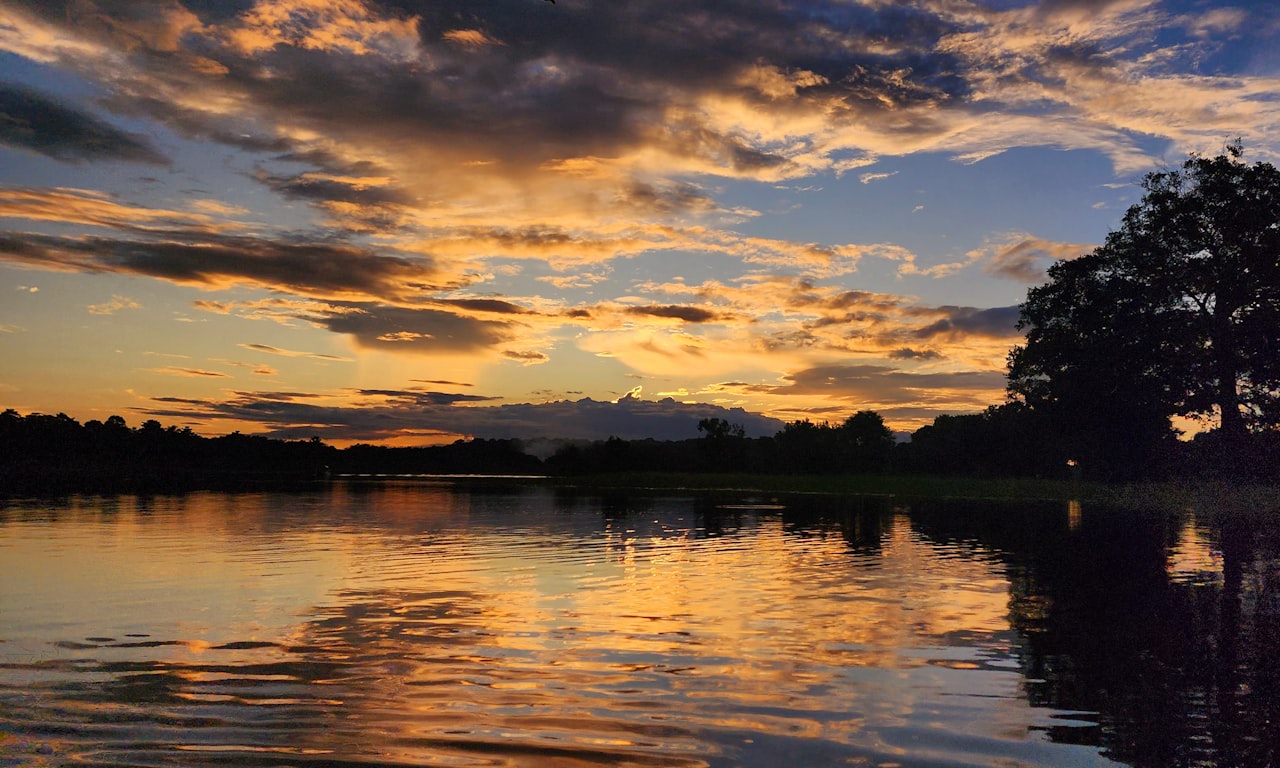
xmin=2 ymin=480 xmax=1278 ymax=767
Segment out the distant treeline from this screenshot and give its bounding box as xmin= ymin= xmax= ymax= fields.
xmin=0 ymin=410 xmax=538 ymax=494
xmin=1 ymin=405 xmax=1273 ymax=495
xmin=549 ymin=407 xmax=1277 ymax=483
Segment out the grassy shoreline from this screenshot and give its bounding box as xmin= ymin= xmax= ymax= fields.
xmin=4 ymin=469 xmax=1274 ymax=517
xmin=547 ymin=472 xmax=1280 ymax=513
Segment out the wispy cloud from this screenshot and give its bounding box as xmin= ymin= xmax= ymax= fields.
xmin=88 ymin=295 xmax=141 ymax=316
xmin=0 ymin=82 xmax=168 ymax=165
xmin=860 ymin=171 xmax=898 ymax=185
xmin=148 ymin=366 xmax=230 ymax=378
xmin=978 ymin=234 xmax=1095 ymax=283
xmin=238 ymin=343 xmax=352 ymax=362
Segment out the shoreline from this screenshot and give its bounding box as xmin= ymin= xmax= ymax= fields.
xmin=4 ymin=469 xmax=1275 ymax=516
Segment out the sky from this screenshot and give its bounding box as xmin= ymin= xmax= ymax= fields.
xmin=1 ymin=0 xmax=1278 ymax=445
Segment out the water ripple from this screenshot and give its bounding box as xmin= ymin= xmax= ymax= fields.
xmin=0 ymin=487 xmax=1137 ymax=767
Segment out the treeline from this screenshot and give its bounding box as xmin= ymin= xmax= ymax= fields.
xmin=4 ymin=405 xmax=1272 ymax=496
xmin=550 ymin=406 xmax=1276 ymax=482
xmin=0 ymin=410 xmax=537 ymax=494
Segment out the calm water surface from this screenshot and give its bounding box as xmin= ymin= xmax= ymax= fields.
xmin=2 ymin=481 xmax=1278 ymax=767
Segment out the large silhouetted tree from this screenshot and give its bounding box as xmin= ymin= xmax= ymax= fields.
xmin=838 ymin=410 xmax=894 ymax=473
xmin=1008 ymin=144 xmax=1280 ymax=478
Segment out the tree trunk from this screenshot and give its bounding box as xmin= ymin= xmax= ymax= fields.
xmin=1214 ymin=311 xmax=1248 ymax=470
xmin=1218 ymin=373 xmax=1247 ymax=442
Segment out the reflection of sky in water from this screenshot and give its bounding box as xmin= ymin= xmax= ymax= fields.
xmin=0 ymin=485 xmax=1122 ymax=767
xmin=1166 ymin=516 xmax=1224 ymax=586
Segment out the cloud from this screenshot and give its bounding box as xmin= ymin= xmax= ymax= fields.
xmin=0 ymin=82 xmax=168 ymax=165
xmin=0 ymin=224 xmax=452 ymax=302
xmin=859 ymin=171 xmax=897 ymax=184
xmin=624 ymin=305 xmax=724 ymax=323
xmin=0 ymin=187 xmax=225 ymax=231
xmin=301 ymin=303 xmax=516 ymax=353
xmin=746 ymin=364 xmax=1008 ymax=408
xmin=442 ymin=29 xmax=504 ymax=48
xmin=254 ymin=170 xmax=412 ymax=207
xmin=140 ymin=389 xmax=787 ymax=443
xmin=238 ymin=343 xmax=352 ymax=362
xmin=979 ymin=234 xmax=1094 ymax=283
xmin=412 ymin=379 xmax=474 ymax=387
xmin=350 ymin=388 xmax=498 ymax=406
xmin=87 ymin=295 xmax=141 ymax=315
xmin=912 ymin=306 xmax=1022 ymax=342
xmin=503 ymin=350 xmax=550 ymax=365
xmin=148 ymin=366 xmax=229 ymax=378
xmin=221 ymin=0 xmax=421 ymax=59
xmin=887 ymin=347 xmax=943 ymax=361
xmin=5 ymin=0 xmax=1279 ymax=202
xmin=2 ymin=0 xmax=1277 ymax=439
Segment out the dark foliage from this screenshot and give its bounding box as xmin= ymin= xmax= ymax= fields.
xmin=1008 ymin=144 xmax=1280 ymax=480
xmin=547 ymin=411 xmax=895 ymax=476
xmin=4 ymin=398 xmax=1272 ymax=495
xmin=897 ymin=402 xmax=1065 ymax=478
xmin=0 ymin=409 xmax=538 ymax=495
xmin=337 ymin=439 xmax=543 ymax=476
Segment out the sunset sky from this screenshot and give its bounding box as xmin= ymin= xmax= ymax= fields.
xmin=2 ymin=0 xmax=1277 ymax=444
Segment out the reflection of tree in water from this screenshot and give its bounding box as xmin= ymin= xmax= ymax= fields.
xmin=549 ymin=486 xmax=893 ymax=551
xmin=774 ymin=493 xmax=891 ymax=553
xmin=910 ymin=499 xmax=1280 ymax=768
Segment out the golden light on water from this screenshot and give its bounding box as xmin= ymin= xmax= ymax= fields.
xmin=1166 ymin=515 xmax=1224 ymax=585
xmin=0 ymin=486 xmax=1147 ymax=766
xmin=1067 ymin=499 xmax=1082 ymax=531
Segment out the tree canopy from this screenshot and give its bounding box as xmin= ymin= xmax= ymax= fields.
xmin=1008 ymin=144 xmax=1280 ymax=476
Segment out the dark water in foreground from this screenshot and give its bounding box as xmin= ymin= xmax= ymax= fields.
xmin=2 ymin=481 xmax=1278 ymax=767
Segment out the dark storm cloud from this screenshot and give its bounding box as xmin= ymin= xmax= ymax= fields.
xmin=304 ymin=303 xmax=515 ymax=353
xmin=618 ymin=181 xmax=719 ymax=216
xmin=0 ymin=82 xmax=168 ymax=165
xmin=275 ymin=149 xmax=391 ymax=177
xmin=97 ymin=92 xmax=301 ymax=155
xmin=624 ymin=305 xmax=722 ymax=323
xmin=397 ymin=0 xmax=961 ymax=104
xmin=352 ymin=388 xmax=497 ymax=405
xmin=226 ymin=391 xmax=322 ymax=401
xmin=913 ymin=306 xmax=1022 ymax=341
xmin=888 ymin=347 xmax=943 ymax=361
xmin=254 ymin=170 xmax=414 ymax=207
xmin=438 ymin=298 xmax=531 ymax=315
xmin=142 ymin=390 xmax=787 ymax=443
xmin=13 ymin=0 xmax=970 ymax=175
xmin=0 ymin=229 xmax=447 ymax=300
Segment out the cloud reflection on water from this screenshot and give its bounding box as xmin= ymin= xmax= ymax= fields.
xmin=10 ymin=485 xmax=1250 ymax=766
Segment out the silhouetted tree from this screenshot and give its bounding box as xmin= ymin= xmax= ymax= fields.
xmin=697 ymin=417 xmax=747 ymax=470
xmin=697 ymin=417 xmax=745 ymax=440
xmin=1008 ymin=143 xmax=1280 ymax=480
xmin=899 ymin=403 xmax=1064 ymax=477
xmin=773 ymin=419 xmax=840 ymax=473
xmin=838 ymin=410 xmax=894 ymax=473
